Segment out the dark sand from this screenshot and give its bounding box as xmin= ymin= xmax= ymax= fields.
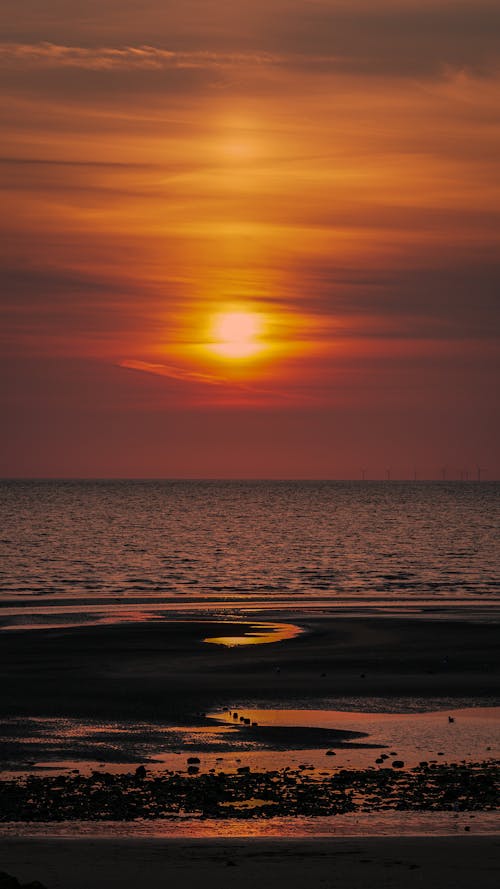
xmin=0 ymin=616 xmax=498 ymax=722
xmin=1 ymin=837 xmax=499 ymax=889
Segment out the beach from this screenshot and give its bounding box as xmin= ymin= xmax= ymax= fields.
xmin=1 ymin=837 xmax=499 ymax=889
xmin=0 ymin=614 xmax=498 ymax=829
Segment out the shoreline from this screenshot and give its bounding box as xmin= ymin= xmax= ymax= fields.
xmin=1 ymin=602 xmax=500 ymax=635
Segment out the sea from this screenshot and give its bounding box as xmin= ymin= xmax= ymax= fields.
xmin=0 ymin=480 xmax=499 ymax=629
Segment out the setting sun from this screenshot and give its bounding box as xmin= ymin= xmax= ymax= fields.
xmin=210 ymin=310 xmax=264 ymax=359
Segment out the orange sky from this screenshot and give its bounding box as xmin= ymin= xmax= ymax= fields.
xmin=1 ymin=1 xmax=499 ymax=477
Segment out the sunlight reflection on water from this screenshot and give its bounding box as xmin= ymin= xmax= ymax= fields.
xmin=203 ymin=622 xmax=302 ymax=646
xmin=1 ymin=811 xmax=498 ymax=838
xmin=1 ymin=481 xmax=499 ymax=623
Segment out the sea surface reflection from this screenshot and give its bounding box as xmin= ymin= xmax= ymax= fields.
xmin=1 ymin=481 xmax=499 ymax=626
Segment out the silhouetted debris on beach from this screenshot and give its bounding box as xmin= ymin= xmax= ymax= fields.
xmin=0 ymin=761 xmax=497 ymax=821
xmin=0 ymin=874 xmax=48 ymax=889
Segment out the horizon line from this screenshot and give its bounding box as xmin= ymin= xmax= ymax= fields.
xmin=0 ymin=476 xmax=497 ymax=483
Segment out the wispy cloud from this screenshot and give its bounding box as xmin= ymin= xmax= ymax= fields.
xmin=0 ymin=42 xmax=282 ymax=71
xmin=3 ymin=26 xmax=497 ymax=80
xmin=119 ymin=359 xmax=306 ymax=404
xmin=119 ymin=359 xmax=227 ymax=386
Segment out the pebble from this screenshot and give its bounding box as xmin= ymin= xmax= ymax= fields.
xmin=0 ymin=760 xmax=496 ymax=822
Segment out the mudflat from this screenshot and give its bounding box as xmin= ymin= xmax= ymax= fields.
xmin=0 ymin=616 xmax=498 ymax=722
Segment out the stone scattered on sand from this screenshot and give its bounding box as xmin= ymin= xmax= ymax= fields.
xmin=0 ymin=760 xmax=497 ymax=822
xmin=187 ymin=757 xmax=201 ymax=764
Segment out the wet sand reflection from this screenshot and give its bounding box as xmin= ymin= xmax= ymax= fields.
xmin=203 ymin=621 xmax=303 ymax=647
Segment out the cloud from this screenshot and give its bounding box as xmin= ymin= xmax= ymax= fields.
xmin=0 ymin=42 xmax=279 ymax=71
xmin=287 ymin=254 xmax=500 ymax=340
xmin=0 ymin=155 xmax=151 ymax=168
xmin=267 ymin=0 xmax=500 ymax=78
xmin=1 ymin=2 xmax=499 ymax=79
xmin=0 ymin=263 xmax=170 ymax=358
xmin=119 ymin=359 xmax=226 ymax=386
xmin=118 ymin=359 xmax=307 ymax=405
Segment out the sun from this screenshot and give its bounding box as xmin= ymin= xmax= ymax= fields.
xmin=210 ymin=310 xmax=264 ymax=359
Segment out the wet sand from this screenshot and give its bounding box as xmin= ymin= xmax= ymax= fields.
xmin=0 ymin=837 xmax=499 ymax=889
xmin=0 ymin=616 xmax=498 ymax=722
xmin=1 ymin=615 xmax=498 ymax=844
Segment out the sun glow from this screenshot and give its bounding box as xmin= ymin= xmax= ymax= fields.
xmin=210 ymin=310 xmax=265 ymax=359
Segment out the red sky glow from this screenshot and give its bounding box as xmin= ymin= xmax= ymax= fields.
xmin=1 ymin=1 xmax=499 ymax=478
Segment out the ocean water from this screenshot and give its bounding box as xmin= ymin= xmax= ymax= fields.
xmin=0 ymin=480 xmax=498 ymax=628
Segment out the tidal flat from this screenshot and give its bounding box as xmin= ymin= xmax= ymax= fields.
xmin=0 ymin=613 xmax=499 ymax=888
xmin=0 ymin=615 xmax=498 ymax=833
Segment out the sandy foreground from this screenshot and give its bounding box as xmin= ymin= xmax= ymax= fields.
xmin=1 ymin=837 xmax=499 ymax=889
